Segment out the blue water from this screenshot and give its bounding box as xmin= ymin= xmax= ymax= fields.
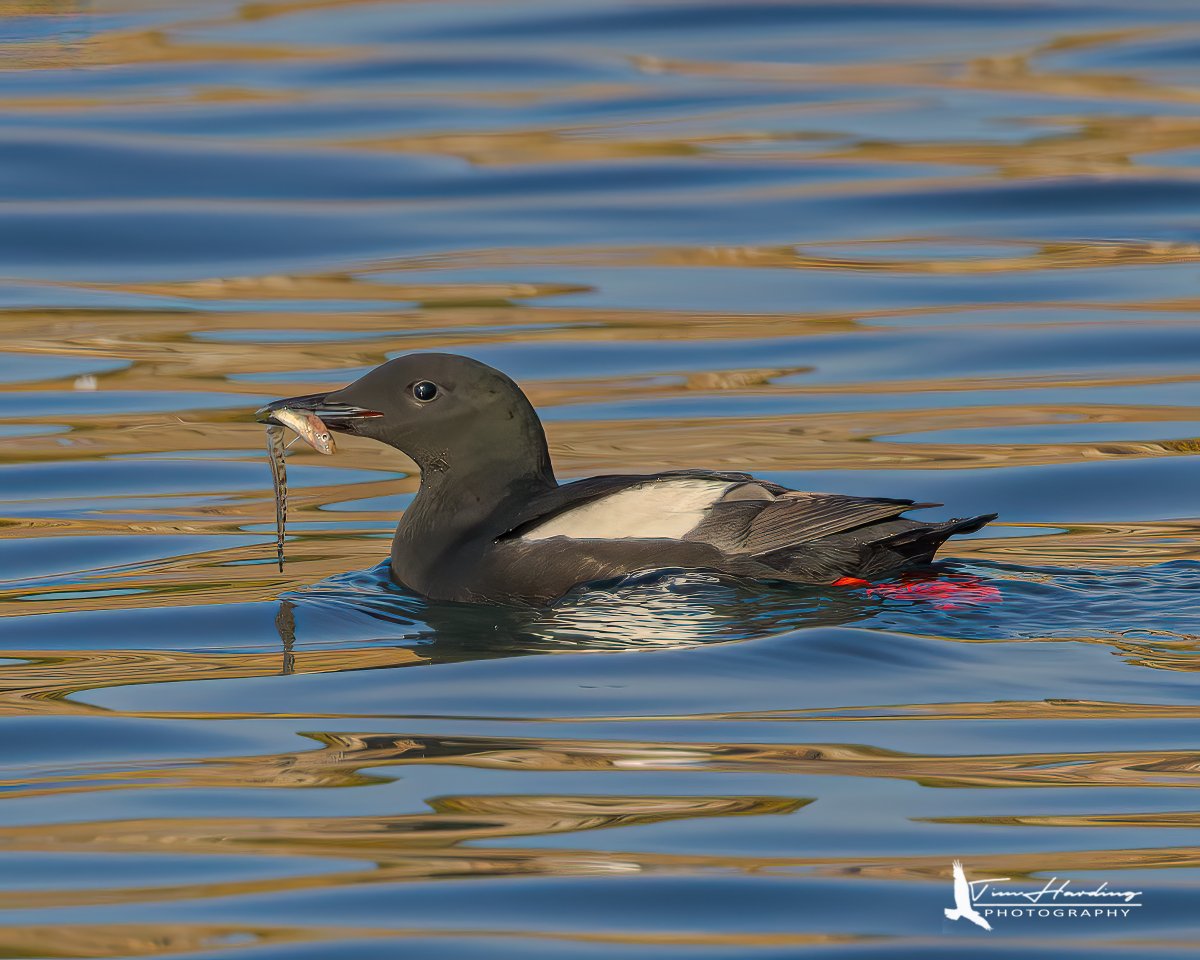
xmin=1 ymin=0 xmax=1199 ymax=956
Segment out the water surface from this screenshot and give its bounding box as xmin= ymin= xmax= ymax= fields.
xmin=2 ymin=0 xmax=1199 ymax=956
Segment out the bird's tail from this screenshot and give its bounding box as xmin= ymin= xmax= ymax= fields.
xmin=873 ymin=513 xmax=998 ymax=565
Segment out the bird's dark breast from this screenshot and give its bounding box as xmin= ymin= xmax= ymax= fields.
xmin=392 ymin=536 xmax=737 ymax=605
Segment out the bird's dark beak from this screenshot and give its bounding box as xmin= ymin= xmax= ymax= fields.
xmin=255 ymin=392 xmax=383 ymax=431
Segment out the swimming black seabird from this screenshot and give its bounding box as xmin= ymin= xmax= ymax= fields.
xmin=258 ymin=353 xmax=996 ymax=604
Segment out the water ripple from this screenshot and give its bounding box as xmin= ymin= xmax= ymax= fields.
xmin=1 ymin=0 xmax=1198 ymax=954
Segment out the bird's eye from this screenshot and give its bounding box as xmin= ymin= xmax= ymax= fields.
xmin=412 ymin=380 xmax=438 ymax=402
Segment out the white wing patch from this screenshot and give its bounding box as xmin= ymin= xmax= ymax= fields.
xmin=518 ymin=478 xmax=736 ymax=542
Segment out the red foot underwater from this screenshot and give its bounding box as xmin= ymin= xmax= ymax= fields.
xmin=833 ymin=573 xmax=1002 ymax=610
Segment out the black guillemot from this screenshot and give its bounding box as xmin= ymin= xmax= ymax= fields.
xmin=258 ymin=353 xmax=996 ymax=605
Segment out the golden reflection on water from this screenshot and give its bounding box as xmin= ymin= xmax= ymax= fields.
xmin=110 ymin=731 xmax=1200 ymax=793
xmin=8 ymin=727 xmax=1200 ymax=805
xmin=0 ymin=796 xmax=762 ymax=912
xmin=0 ymin=926 xmax=872 ymax=956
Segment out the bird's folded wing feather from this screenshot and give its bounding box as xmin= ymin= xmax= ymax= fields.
xmin=495 ymin=471 xmax=937 ymax=556
xmin=689 ymin=492 xmax=937 ymax=557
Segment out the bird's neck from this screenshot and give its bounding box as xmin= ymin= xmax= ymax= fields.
xmin=395 ymin=447 xmax=556 ymax=557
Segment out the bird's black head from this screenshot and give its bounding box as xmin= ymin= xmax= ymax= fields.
xmin=258 ymin=353 xmax=555 ymax=487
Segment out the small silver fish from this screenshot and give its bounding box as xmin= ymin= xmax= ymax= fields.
xmin=264 ymin=407 xmax=336 ymax=571
xmin=272 ymin=408 xmax=336 ymax=456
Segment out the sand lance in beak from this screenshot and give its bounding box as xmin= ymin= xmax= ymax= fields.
xmin=264 ymin=408 xmax=336 ymax=571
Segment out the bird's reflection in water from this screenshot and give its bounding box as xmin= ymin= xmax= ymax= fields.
xmin=275 ymin=561 xmax=884 ymax=669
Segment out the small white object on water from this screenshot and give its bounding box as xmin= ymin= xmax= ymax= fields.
xmin=73 ymin=375 xmax=98 ymax=391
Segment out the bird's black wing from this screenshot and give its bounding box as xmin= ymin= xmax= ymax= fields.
xmin=681 ymin=490 xmax=934 ymax=556
xmin=740 ymin=493 xmax=938 ymax=557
